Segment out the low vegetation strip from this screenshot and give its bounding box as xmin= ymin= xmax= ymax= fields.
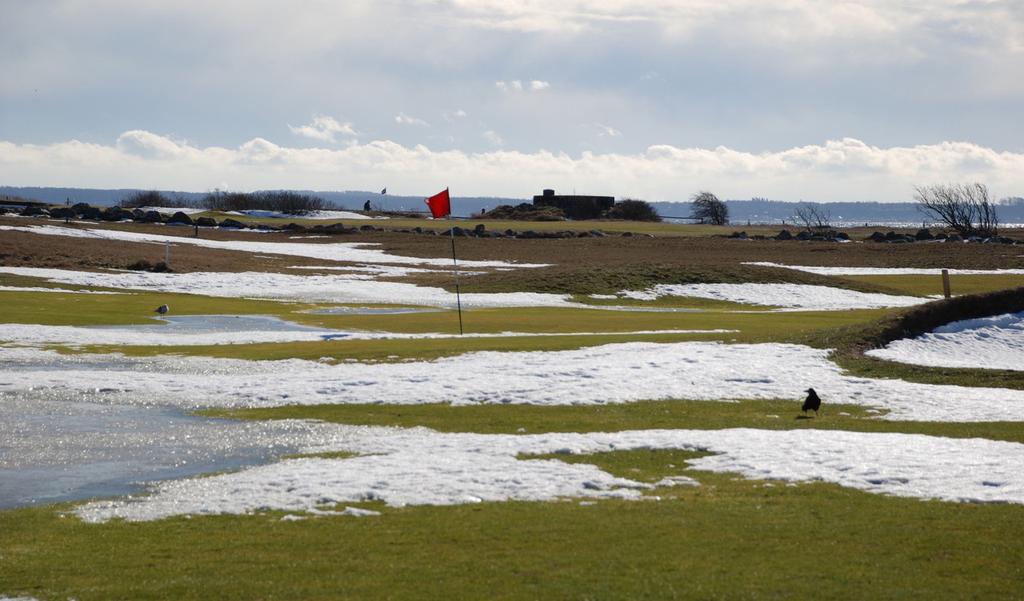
xmin=203 ymin=399 xmax=1024 ymax=444
xmin=3 ymin=467 xmax=1022 ymax=600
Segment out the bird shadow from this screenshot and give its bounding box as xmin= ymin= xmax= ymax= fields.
xmin=794 ymin=415 xmax=815 ymax=420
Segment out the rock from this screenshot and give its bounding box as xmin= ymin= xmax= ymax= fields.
xmin=142 ymin=210 xmax=163 ymax=223
xmin=945 ymin=233 xmax=963 ymax=242
xmin=71 ymin=202 xmax=92 ymax=213
xmin=867 ymin=231 xmax=887 ymax=242
xmin=730 ymin=231 xmax=748 ymax=239
xmin=49 ymin=207 xmax=75 ymax=219
xmin=795 ymin=231 xmax=813 ymax=241
xmin=132 ymin=208 xmax=146 ymax=220
xmin=473 ymin=223 xmax=486 ymax=235
xmin=577 ymin=231 xmax=591 ymax=238
xmin=621 ymin=231 xmax=634 ymax=237
xmin=195 ymin=216 xmax=218 ymax=227
xmin=283 ymin=222 xmax=306 ymax=231
xmin=167 ymin=211 xmax=194 ymax=225
xmin=775 ymin=229 xmax=793 ymax=241
xmin=219 ymin=218 xmax=247 ymax=229
xmin=835 ymin=232 xmax=850 ymax=240
xmin=359 ymin=224 xmax=376 ymax=232
xmin=505 ymin=229 xmax=518 ymax=237
xmin=915 ymin=228 xmax=933 ymax=240
xmin=518 ymin=230 xmax=539 ymax=239
xmin=589 ymin=230 xmax=606 ymax=238
xmin=20 ymin=206 xmax=49 ymax=217
xmin=255 ymin=223 xmax=280 ymax=231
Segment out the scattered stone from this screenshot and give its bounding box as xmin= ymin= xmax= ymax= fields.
xmin=167 ymin=211 xmax=194 ymax=225
xmin=195 ymin=216 xmax=218 ymax=227
xmin=775 ymin=229 xmax=793 ymax=241
xmin=219 ymin=218 xmax=247 ymax=229
xmin=915 ymin=228 xmax=933 ymax=240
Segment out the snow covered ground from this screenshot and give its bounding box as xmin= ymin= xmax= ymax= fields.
xmin=0 ymin=266 xmax=576 ymax=308
xmin=231 ymin=209 xmax=379 ymax=220
xmin=73 ymin=424 xmax=1024 ymax=522
xmin=619 ymin=283 xmax=925 ymax=310
xmin=0 ymin=320 xmax=724 ymax=347
xmin=4 ymin=342 xmax=1024 ymax=422
xmin=0 ymin=224 xmax=544 ymax=269
xmin=868 ymin=312 xmax=1024 ymax=372
xmin=746 ymin=262 xmax=1024 ymax=276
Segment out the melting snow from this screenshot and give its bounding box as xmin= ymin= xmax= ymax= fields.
xmin=0 ymin=224 xmax=545 ymax=269
xmin=746 ymin=261 xmax=1024 ymax=276
xmin=73 ymin=425 xmax=1024 ymax=522
xmin=4 ymin=342 xmax=1024 ymax=422
xmin=867 ymin=312 xmax=1024 ymax=372
xmin=0 ymin=266 xmax=575 ymax=308
xmin=619 ymin=283 xmax=924 ymax=310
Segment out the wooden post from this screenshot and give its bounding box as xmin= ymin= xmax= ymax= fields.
xmin=941 ymin=269 xmax=951 ymax=299
xmin=165 ymin=242 xmax=170 ymax=268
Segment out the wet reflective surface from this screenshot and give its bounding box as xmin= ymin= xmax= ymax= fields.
xmin=91 ymin=314 xmax=331 ymax=333
xmin=0 ymin=396 xmax=310 ymax=509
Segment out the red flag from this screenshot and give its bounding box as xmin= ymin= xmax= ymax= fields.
xmin=425 ymin=188 xmax=450 ymax=219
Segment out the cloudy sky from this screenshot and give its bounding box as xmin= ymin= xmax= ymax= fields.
xmin=2 ymin=0 xmax=1023 ymax=202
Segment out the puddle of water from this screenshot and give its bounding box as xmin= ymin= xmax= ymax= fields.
xmin=91 ymin=314 xmax=331 ymax=333
xmin=308 ymin=306 xmax=442 ymax=315
xmin=0 ymin=397 xmax=304 ymax=509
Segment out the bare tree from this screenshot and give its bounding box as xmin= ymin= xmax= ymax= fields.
xmin=793 ymin=203 xmax=832 ymax=231
xmin=690 ymin=191 xmax=729 ymax=225
xmin=915 ymin=183 xmax=999 ymax=236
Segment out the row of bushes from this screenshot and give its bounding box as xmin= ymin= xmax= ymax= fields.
xmin=120 ymin=190 xmax=327 ymax=215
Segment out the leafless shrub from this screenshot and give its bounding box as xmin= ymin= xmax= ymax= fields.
xmin=914 ymin=183 xmax=998 ymax=237
xmin=690 ymin=191 xmax=728 ymax=225
xmin=793 ymin=203 xmax=832 ymax=231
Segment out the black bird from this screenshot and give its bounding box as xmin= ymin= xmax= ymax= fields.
xmin=802 ymin=388 xmax=822 ymax=416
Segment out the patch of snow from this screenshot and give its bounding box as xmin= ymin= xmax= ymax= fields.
xmin=0 ymin=224 xmax=545 ymax=269
xmin=746 ymin=262 xmax=1024 ymax=276
xmin=867 ymin=312 xmax=1024 ymax=371
xmin=0 ymin=322 xmax=728 ymax=347
xmin=5 ymin=342 xmax=1024 ymax=422
xmin=0 ymin=266 xmax=574 ymax=308
xmin=620 ymin=283 xmax=924 ymax=310
xmin=73 ymin=425 xmax=1024 ymax=522
xmin=136 ymin=206 xmax=207 ymax=215
xmin=237 ymin=209 xmax=379 ymax=220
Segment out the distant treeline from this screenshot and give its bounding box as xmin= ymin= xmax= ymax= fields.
xmin=119 ymin=190 xmax=328 ymax=215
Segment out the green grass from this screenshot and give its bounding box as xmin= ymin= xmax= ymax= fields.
xmin=73 ymin=308 xmax=891 ymax=362
xmin=2 ymin=455 xmax=1022 ymax=600
xmin=201 ymin=399 xmax=1024 ymax=444
xmin=845 ymin=273 xmax=1024 ymax=297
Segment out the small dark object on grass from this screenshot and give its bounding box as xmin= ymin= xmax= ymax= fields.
xmin=155 ymin=304 xmax=169 ymax=315
xmin=802 ymin=388 xmax=822 ymax=416
xmin=127 ymin=260 xmax=172 ymax=273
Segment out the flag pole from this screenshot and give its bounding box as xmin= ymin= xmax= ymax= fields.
xmin=446 ymin=189 xmax=464 ymax=335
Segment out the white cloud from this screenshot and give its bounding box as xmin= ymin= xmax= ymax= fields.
xmin=395 ymin=112 xmax=430 ymax=126
xmin=482 ymin=130 xmax=504 ymax=147
xmin=593 ymin=123 xmax=622 ymax=137
xmin=288 ymin=115 xmax=357 ymax=143
xmin=3 ymin=131 xmax=1023 ymax=202
xmin=497 ymin=79 xmax=549 ymax=93
xmin=443 ymin=109 xmax=468 ymax=121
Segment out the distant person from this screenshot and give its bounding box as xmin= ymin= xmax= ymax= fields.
xmin=363 ymin=200 xmax=371 ymax=211
xmin=802 ymin=388 xmax=822 ymax=416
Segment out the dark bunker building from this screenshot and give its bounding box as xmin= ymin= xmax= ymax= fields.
xmin=532 ymin=189 xmax=615 ymax=220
